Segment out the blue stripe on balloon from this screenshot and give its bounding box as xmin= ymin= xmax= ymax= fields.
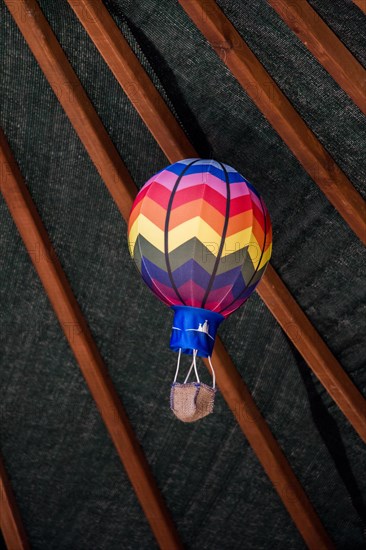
xmin=166 ymin=162 xmax=246 ymax=184
xmin=170 ymin=158 xmax=199 ymax=166
xmin=141 ymin=257 xmax=171 ymax=287
xmin=219 ymin=279 xmax=257 ymax=314
xmin=189 ymin=159 xmax=222 ymax=167
xmin=171 ymin=259 xmax=212 ymax=289
xmin=165 ymin=160 xmax=198 ymax=175
xmin=246 ymin=181 xmax=260 ymax=197
xmin=211 ymin=265 xmax=243 ymax=290
xmin=221 ymin=162 xmax=238 ymax=173
xmin=228 ymin=272 xmax=246 ymax=300
xmin=234 ymin=279 xmax=257 ymax=302
xmin=226 ymin=172 xmax=248 ymax=183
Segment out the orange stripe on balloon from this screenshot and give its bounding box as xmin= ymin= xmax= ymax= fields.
xmin=225 ymin=210 xmax=253 ymax=238
xmin=128 ymin=197 xmax=144 ymax=231
xmin=139 ymin=196 xmax=167 ymax=231
xmin=168 ymin=199 xmax=225 ymax=234
xmin=263 ymin=220 xmax=273 ymax=252
xmin=252 ymin=202 xmax=266 ymax=233
xmin=251 ymin=215 xmax=265 ymax=249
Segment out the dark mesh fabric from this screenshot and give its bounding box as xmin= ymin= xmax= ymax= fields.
xmin=0 ymin=0 xmax=365 ymax=548
xmin=308 ymin=0 xmax=366 ymax=66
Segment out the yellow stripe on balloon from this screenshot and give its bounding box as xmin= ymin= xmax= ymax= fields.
xmin=258 ymin=243 xmax=272 ymax=270
xmin=129 ymin=214 xmax=165 ymax=254
xmin=168 ymin=217 xmax=222 ymax=254
xmin=222 ymin=227 xmax=253 ymax=258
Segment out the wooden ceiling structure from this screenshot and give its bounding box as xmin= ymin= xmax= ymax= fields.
xmin=0 ymin=0 xmax=365 ymax=549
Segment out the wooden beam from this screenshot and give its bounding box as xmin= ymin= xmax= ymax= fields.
xmin=0 ymin=455 xmax=29 ymax=550
xmin=268 ymin=0 xmax=366 ymax=115
xmin=204 ymin=341 xmax=334 ymax=549
xmin=67 ymin=0 xmax=196 ymax=162
xmin=68 ymin=0 xmax=366 ymax=443
xmin=178 ymin=0 xmax=366 ymax=246
xmin=352 ymin=0 xmax=366 ymax=14
xmin=3 ymin=0 xmax=135 ymax=222
xmin=0 ymin=129 xmax=183 ymax=550
xmin=257 ymin=265 xmax=366 ymax=440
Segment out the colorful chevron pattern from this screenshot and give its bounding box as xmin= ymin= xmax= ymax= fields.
xmin=128 ymin=159 xmax=272 ymax=317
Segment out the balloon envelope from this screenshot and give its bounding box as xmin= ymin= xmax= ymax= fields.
xmin=128 ymin=158 xmax=272 ymax=319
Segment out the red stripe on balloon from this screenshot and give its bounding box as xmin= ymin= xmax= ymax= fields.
xmin=172 ymin=184 xmax=228 ymax=215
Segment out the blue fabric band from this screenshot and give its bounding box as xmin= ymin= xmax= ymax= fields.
xmin=170 ymin=305 xmax=224 ymax=357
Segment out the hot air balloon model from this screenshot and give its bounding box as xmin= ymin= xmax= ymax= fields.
xmin=128 ymin=159 xmax=272 ymax=422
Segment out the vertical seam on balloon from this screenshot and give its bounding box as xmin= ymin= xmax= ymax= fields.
xmin=200 ymin=162 xmax=231 ymax=309
xmin=219 ymin=196 xmax=267 ymax=315
xmin=208 ymin=181 xmax=254 ymax=314
xmin=219 ymin=195 xmax=268 ymax=315
xmin=164 ymin=159 xmax=200 ymax=303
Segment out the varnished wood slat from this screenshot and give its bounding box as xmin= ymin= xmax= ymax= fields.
xmin=204 ymin=341 xmax=334 ymax=549
xmin=67 ymin=0 xmax=196 ymax=162
xmin=3 ymin=0 xmax=135 ymax=222
xmin=69 ymin=0 xmax=366 ymax=443
xmin=257 ymin=265 xmax=366 ymax=439
xmin=0 ymin=455 xmax=29 ymax=550
xmin=352 ymin=0 xmax=366 ymax=14
xmin=0 ymin=128 xmax=183 ymax=550
xmin=178 ymin=0 xmax=366 ymax=245
xmin=269 ymin=0 xmax=366 ymax=115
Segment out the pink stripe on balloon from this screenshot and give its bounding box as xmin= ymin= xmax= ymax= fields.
xmin=219 ymin=295 xmax=248 ymax=318
xmin=176 ymin=174 xmax=252 ymax=200
xmin=176 ymin=172 xmax=228 ymax=196
xmin=149 ymin=278 xmax=182 ymax=306
xmin=154 ymin=169 xmax=181 ymax=190
xmin=145 ymin=182 xmax=172 ymax=209
xmin=205 ymin=286 xmax=234 ymax=312
xmin=132 ymin=179 xmax=154 ymax=208
xmin=229 ymin=181 xmax=251 ymax=199
xmin=177 ymin=280 xmax=206 ymax=308
xmin=248 ymin=189 xmax=262 ymax=211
